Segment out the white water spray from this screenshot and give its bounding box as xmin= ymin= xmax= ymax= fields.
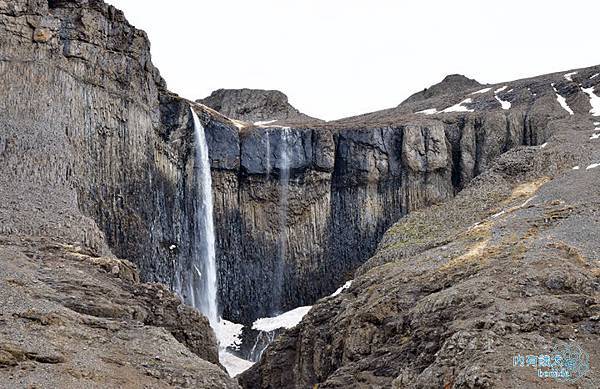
xmin=265 ymin=128 xmax=271 ymax=175
xmin=272 ymin=127 xmax=290 ymax=313
xmin=188 ymin=107 xmax=218 ymax=326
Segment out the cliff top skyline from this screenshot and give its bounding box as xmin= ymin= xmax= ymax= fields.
xmin=109 ymin=0 xmax=600 ymax=120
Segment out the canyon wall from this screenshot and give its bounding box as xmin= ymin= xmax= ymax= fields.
xmin=0 ymin=0 xmax=572 ymax=328
xmin=0 ymin=0 xmax=237 ymax=385
xmin=0 ymin=0 xmax=205 ymax=289
xmin=206 ymin=108 xmax=554 ymax=323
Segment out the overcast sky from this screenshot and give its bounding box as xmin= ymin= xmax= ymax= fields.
xmin=108 ymin=0 xmax=599 ymax=121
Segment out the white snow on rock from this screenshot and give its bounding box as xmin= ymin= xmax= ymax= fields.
xmin=213 ymin=319 xmax=255 ymax=377
xmin=252 ymin=306 xmax=312 ymax=333
xmin=552 ymin=84 xmax=574 ymax=115
xmin=540 ymin=142 xmax=548 ymax=148
xmin=493 ymin=86 xmax=511 ymax=109
xmin=168 ymin=244 xmax=176 ymax=250
xmin=415 ymin=108 xmax=440 ymax=115
xmin=590 ymin=73 xmax=599 ymax=79
xmin=590 ymin=133 xmax=600 ymax=140
xmin=442 ymin=98 xmax=474 ymax=113
xmin=254 ymin=119 xmax=278 ymax=126
xmin=219 ymin=350 xmax=254 ymax=377
xmin=594 ymin=122 xmax=600 ymax=126
xmin=471 ymin=87 xmax=492 ymax=94
xmin=586 ymin=163 xmax=600 ymax=170
xmin=495 ymin=95 xmax=511 ymax=110
xmin=572 ymin=166 xmax=580 ymax=170
xmin=214 ymin=319 xmax=244 ymax=350
xmin=564 ymin=71 xmax=578 ymax=82
xmin=330 ymin=280 xmax=353 ymax=297
xmin=581 ymin=87 xmax=600 ymax=116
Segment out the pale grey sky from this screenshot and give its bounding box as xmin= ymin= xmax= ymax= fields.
xmin=108 ymin=0 xmax=600 ymax=120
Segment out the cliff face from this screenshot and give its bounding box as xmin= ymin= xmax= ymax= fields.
xmin=203 ymin=70 xmax=586 ymax=323
xmin=2 ymin=2 xmax=598 ymax=387
xmin=239 ymin=69 xmax=600 ymax=388
xmin=0 ymin=0 xmax=196 ymax=284
xmin=0 ymin=1 xmax=237 ymax=387
xmin=0 ymin=0 xmax=577 ymax=330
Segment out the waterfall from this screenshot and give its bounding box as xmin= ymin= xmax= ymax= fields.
xmin=249 ymin=331 xmax=276 ymax=362
xmin=265 ymin=128 xmax=271 ymax=175
xmin=272 ymin=127 xmax=290 ymax=313
xmin=176 ymin=107 xmax=218 ymax=326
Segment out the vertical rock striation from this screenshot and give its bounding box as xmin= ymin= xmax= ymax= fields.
xmin=206 ymin=101 xmax=562 ymax=323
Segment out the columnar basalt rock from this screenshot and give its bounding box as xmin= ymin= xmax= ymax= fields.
xmin=238 ymin=111 xmax=600 ymax=389
xmin=205 ymin=108 xmax=556 ymax=323
xmin=0 ymin=1 xmax=238 ymax=386
xmin=3 ymin=4 xmax=599 ymax=389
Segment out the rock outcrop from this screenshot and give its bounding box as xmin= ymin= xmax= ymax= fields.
xmin=239 ymin=69 xmax=600 ymax=387
xmin=0 ymin=237 xmax=238 ymax=388
xmin=401 ymin=74 xmax=482 ymax=105
xmin=198 ymin=88 xmax=322 ymax=125
xmin=0 ymin=0 xmax=238 ymax=387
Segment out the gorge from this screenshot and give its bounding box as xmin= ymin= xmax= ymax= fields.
xmin=1 ymin=0 xmax=599 ymax=388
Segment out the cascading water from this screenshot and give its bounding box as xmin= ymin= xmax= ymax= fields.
xmin=271 ymin=127 xmax=290 ymax=314
xmin=175 ymin=107 xmax=218 ymax=326
xmin=265 ymin=128 xmax=271 ymax=175
xmin=192 ymin=108 xmax=219 ymax=325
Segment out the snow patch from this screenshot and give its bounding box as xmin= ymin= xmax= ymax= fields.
xmin=168 ymin=244 xmax=176 ymax=250
xmin=540 ymin=142 xmax=548 ymax=148
xmin=252 ymin=306 xmax=312 ymax=332
xmin=214 ymin=319 xmax=244 ymax=350
xmin=493 ymin=86 xmax=511 ymax=110
xmin=254 ymin=119 xmax=278 ymax=126
xmin=586 ymin=163 xmax=600 ymax=170
xmin=572 ymin=166 xmax=580 ymax=170
xmin=219 ymin=350 xmax=254 ymax=377
xmin=552 ymin=85 xmax=574 ymax=115
xmin=442 ymin=98 xmax=474 ymax=113
xmin=590 ymin=73 xmax=599 ymax=79
xmin=213 ymin=318 xmax=254 ymax=377
xmin=330 ymin=280 xmax=353 ymax=297
xmin=415 ymin=108 xmax=440 ymax=115
xmin=590 ymin=133 xmax=600 ymax=140
xmin=471 ymin=87 xmax=492 ymax=94
xmin=594 ymin=122 xmax=600 ymax=126
xmin=581 ymin=87 xmax=600 ymax=116
xmin=495 ymin=95 xmax=511 ymax=110
xmin=564 ymin=71 xmax=578 ymax=82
